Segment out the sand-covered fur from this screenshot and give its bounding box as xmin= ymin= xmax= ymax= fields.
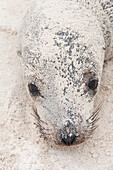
xmin=17 ymin=0 xmax=113 ymax=145
xmin=0 ymin=0 xmax=113 ymax=169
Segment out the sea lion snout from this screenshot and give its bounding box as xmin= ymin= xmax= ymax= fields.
xmin=59 ymin=120 xmax=78 ymax=146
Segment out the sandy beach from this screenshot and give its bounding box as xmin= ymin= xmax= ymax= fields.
xmin=0 ymin=0 xmax=113 ymax=169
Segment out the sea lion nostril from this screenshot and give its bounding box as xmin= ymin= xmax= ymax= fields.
xmin=61 ymin=134 xmax=76 ymax=145
xmin=59 ymin=120 xmax=77 ymax=145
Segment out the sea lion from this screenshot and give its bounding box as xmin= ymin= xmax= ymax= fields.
xmin=17 ymin=0 xmax=113 ymax=146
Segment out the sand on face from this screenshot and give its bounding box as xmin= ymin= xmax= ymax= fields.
xmin=0 ymin=0 xmax=113 ymax=169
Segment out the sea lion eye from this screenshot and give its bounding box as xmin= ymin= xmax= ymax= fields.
xmin=88 ymin=79 xmax=98 ymax=90
xmin=28 ymin=83 xmax=40 ymax=96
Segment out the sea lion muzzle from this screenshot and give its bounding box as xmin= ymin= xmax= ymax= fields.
xmin=59 ymin=120 xmax=78 ymax=146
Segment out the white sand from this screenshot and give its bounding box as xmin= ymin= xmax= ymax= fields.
xmin=0 ymin=0 xmax=113 ymax=169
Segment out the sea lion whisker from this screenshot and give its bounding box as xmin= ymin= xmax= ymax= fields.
xmin=89 ymin=126 xmax=99 ymax=135
xmin=40 ymin=131 xmax=51 ymax=136
xmin=35 ymin=122 xmax=51 ymax=132
xmin=90 ymin=119 xmax=100 ymax=127
xmin=87 ymin=99 xmax=104 ymax=123
xmin=89 ymin=115 xmax=100 ymax=124
xmin=88 ymin=108 xmax=100 ymax=120
xmin=90 ymin=124 xmax=99 ymax=130
xmin=91 ymin=117 xmax=100 ymax=124
xmin=31 ymin=113 xmax=40 ymax=122
xmin=90 ymin=114 xmax=99 ymax=122
xmin=32 ymin=107 xmax=48 ymax=125
xmin=32 ymin=106 xmax=40 ymax=119
xmin=35 ymin=123 xmax=52 ymax=138
xmin=93 ymin=98 xmax=104 ymax=113
xmin=91 ymin=108 xmax=101 ymax=119
xmin=34 ymin=122 xmax=44 ymax=130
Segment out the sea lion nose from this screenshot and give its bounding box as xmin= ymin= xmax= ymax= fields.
xmin=61 ymin=133 xmax=76 ymax=145
xmin=59 ymin=120 xmax=76 ymax=145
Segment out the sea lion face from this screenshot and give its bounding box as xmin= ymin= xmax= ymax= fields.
xmin=18 ymin=1 xmax=105 ymax=145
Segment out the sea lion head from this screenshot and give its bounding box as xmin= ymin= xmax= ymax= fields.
xmin=18 ymin=0 xmax=105 ymax=145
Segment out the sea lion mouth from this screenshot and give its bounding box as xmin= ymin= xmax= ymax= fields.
xmin=32 ymin=100 xmax=103 ymax=146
